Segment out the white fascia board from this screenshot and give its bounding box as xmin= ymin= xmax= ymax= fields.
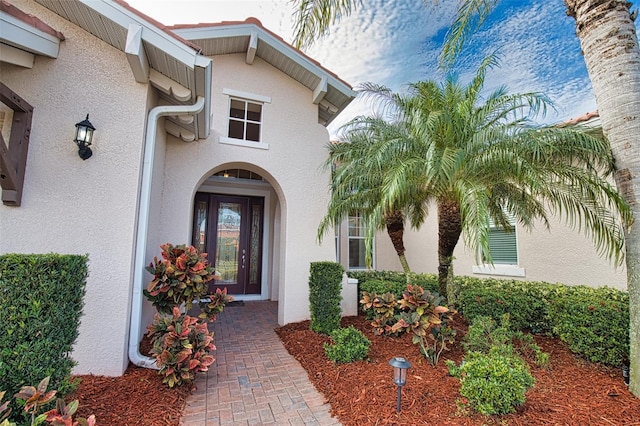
xmin=79 ymin=0 xmax=199 ymax=69
xmin=0 ymin=11 xmax=61 ymax=57
xmin=125 ymin=24 xmax=150 ymax=83
xmin=194 ymin=59 xmax=212 ymax=138
xmin=174 ymin=24 xmax=356 ymax=99
xmin=313 ymin=76 xmax=327 ymax=104
xmin=0 ymin=43 xmax=35 ymax=68
xmin=256 ymin=30 xmax=356 ymax=98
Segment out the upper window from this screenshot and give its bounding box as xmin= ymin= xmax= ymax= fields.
xmin=220 ymin=89 xmax=271 ymax=149
xmin=228 ymin=98 xmax=262 ymax=142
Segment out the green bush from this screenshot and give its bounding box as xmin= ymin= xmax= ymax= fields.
xmin=346 ymin=270 xmax=405 ymax=284
xmin=463 ymin=315 xmax=549 ymax=367
xmin=309 ymin=262 xmax=344 ymax=334
xmin=456 ymin=275 xmax=628 ymax=367
xmin=456 ymin=276 xmax=555 ymax=333
xmin=324 ymin=326 xmax=371 ymax=363
xmin=0 ymin=254 xmax=88 ymax=424
xmin=358 ymin=273 xmax=439 ymax=306
xmin=462 ymin=315 xmax=512 ymax=354
xmin=548 ymin=286 xmax=629 ymax=366
xmin=448 ymin=349 xmax=535 ymax=415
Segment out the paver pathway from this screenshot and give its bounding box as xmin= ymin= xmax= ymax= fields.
xmin=180 ymin=301 xmax=341 ymax=426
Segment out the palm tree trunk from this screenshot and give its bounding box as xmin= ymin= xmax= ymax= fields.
xmin=565 ymin=0 xmax=640 ymax=397
xmin=437 ymin=199 xmax=462 ymax=303
xmin=385 ymin=210 xmax=411 ymax=274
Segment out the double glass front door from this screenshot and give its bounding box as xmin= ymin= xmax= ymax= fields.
xmin=193 ymin=193 xmax=264 ymax=295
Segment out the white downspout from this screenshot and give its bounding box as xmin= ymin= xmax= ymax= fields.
xmin=128 ymin=97 xmax=206 ymax=368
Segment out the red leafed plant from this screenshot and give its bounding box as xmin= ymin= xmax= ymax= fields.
xmin=147 ymin=307 xmax=216 ymax=388
xmin=6 ymin=377 xmax=96 ymax=426
xmin=144 ymin=243 xmax=232 ymax=388
xmin=144 ymin=243 xmax=218 ymax=314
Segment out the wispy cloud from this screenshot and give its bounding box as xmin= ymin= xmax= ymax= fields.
xmin=127 ymin=0 xmax=639 ymax=133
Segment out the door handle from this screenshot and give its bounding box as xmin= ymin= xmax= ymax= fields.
xmin=242 ymin=254 xmax=246 ymax=269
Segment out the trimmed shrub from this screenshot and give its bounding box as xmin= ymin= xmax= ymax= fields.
xmin=0 ymin=254 xmax=88 ymax=424
xmin=358 ymin=273 xmax=439 ymax=306
xmin=448 ymin=349 xmax=535 ymax=415
xmin=309 ymin=262 xmax=344 ymax=334
xmin=456 ymin=276 xmax=555 ymax=333
xmin=324 ymin=326 xmax=371 ymax=363
xmin=548 ymin=285 xmax=629 ymax=366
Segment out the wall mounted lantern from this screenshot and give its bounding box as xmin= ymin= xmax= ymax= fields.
xmin=74 ymin=114 xmax=96 ymax=160
xmin=389 ymin=357 xmax=411 ymax=413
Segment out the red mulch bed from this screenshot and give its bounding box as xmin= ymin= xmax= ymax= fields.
xmin=66 ymin=315 xmax=639 ymax=425
xmin=275 ymin=315 xmax=640 ymax=426
xmin=67 ymin=336 xmax=193 ymax=426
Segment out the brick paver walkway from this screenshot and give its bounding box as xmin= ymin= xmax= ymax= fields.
xmin=180 ymin=301 xmax=341 ymax=426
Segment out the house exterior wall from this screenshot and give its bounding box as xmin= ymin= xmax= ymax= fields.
xmin=0 ymin=0 xmax=149 ymax=375
xmin=374 ymin=206 xmax=627 ymax=290
xmin=155 ymin=54 xmax=335 ymax=325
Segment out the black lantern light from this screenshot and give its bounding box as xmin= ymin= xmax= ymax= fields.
xmin=74 ymin=114 xmax=96 ymax=160
xmin=389 ymin=357 xmax=411 ymax=413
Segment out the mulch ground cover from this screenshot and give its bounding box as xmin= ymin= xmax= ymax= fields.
xmin=275 ymin=315 xmax=640 ymax=426
xmin=66 ymin=314 xmax=639 ymax=425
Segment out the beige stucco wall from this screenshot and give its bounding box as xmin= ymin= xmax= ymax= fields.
xmin=154 ymin=54 xmax=336 ymax=325
xmin=374 ymin=205 xmax=627 ymax=290
xmin=0 ymin=0 xmax=148 ymax=375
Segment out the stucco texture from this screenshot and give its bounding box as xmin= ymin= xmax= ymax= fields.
xmin=0 ymin=0 xmax=148 ymax=375
xmin=374 ymin=206 xmax=627 ymax=290
xmin=155 ymin=54 xmax=336 ymax=326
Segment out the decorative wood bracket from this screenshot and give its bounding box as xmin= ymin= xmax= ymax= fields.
xmin=0 ymin=83 xmax=33 ymax=206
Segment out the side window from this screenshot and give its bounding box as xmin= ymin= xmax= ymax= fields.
xmin=228 ymin=98 xmax=262 ymax=142
xmin=485 ymin=221 xmax=518 ymax=265
xmin=473 ymin=213 xmax=524 ymax=277
xmin=348 ymin=211 xmax=371 ymax=269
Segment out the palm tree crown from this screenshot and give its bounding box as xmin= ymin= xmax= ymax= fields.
xmin=322 ymin=56 xmax=631 ymax=301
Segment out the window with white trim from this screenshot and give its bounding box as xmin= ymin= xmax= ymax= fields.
xmin=228 ymin=98 xmax=262 ymax=142
xmin=220 ymin=89 xmax=271 ymax=149
xmin=348 ymin=212 xmax=371 ymax=269
xmin=473 ymin=213 xmax=525 ymax=277
xmin=485 ymin=221 xmax=518 ymax=264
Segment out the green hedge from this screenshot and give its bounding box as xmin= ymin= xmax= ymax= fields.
xmin=456 ymin=275 xmax=629 ymax=366
xmin=309 ymin=262 xmax=344 ymax=334
xmin=456 ymin=277 xmax=561 ymax=333
xmin=353 ymin=270 xmax=629 ymax=367
xmin=355 ymin=271 xmax=438 ymax=303
xmin=548 ymin=286 xmax=629 ymax=366
xmin=0 ymin=253 xmax=88 ymax=423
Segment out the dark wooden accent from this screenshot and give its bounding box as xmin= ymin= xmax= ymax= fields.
xmin=0 ymin=83 xmax=33 ymax=206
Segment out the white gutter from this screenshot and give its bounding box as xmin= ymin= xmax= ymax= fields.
xmin=128 ymin=97 xmax=206 ymax=369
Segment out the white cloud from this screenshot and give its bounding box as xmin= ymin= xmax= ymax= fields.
xmin=126 ymin=0 xmax=639 ymax=131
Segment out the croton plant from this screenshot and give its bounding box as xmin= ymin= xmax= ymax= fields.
xmin=144 ymin=244 xmax=233 ymax=388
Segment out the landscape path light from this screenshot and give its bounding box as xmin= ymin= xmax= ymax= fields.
xmin=389 ymin=356 xmax=411 ymax=413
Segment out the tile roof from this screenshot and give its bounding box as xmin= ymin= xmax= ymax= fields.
xmin=562 ymin=110 xmax=599 ymax=125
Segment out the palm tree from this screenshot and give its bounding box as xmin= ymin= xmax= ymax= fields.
xmin=292 ymin=0 xmax=640 ymax=395
xmin=562 ymin=0 xmax=640 ymax=396
xmin=318 ymin=114 xmax=429 ymax=274
xmin=323 ymin=57 xmax=632 ymax=302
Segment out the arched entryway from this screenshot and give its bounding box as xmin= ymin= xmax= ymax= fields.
xmin=191 ymin=165 xmax=282 ymax=301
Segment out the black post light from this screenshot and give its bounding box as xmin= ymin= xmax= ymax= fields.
xmin=74 ymin=114 xmax=96 ymax=160
xmin=389 ymin=356 xmax=411 ymax=413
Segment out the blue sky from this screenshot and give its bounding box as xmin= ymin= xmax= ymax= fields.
xmin=127 ymin=0 xmax=640 ymax=135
